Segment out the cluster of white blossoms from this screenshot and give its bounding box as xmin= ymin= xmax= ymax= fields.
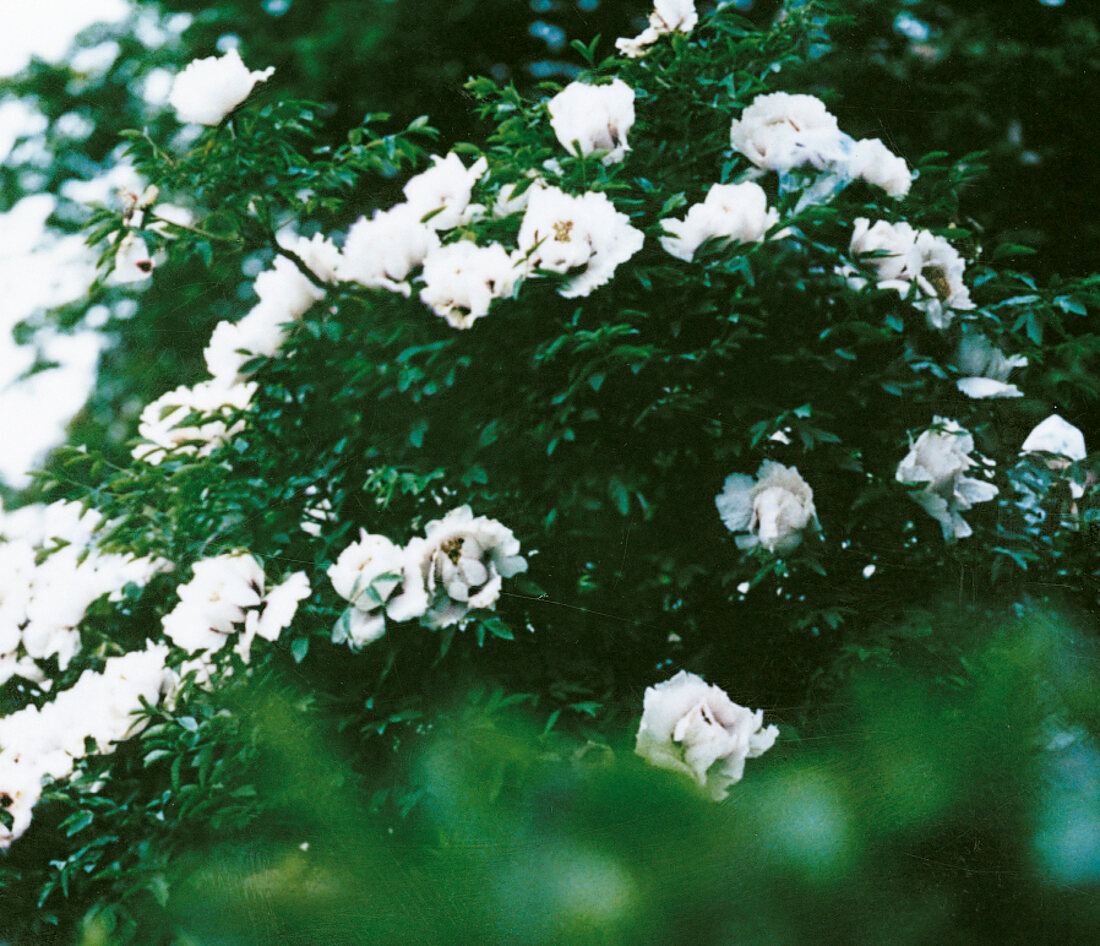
xmin=896 ymin=418 xmax=999 ymax=542
xmin=716 ymin=462 xmax=820 ymax=554
xmin=161 ymin=553 xmax=310 ymax=662
xmin=169 ymin=47 xmax=275 ymax=126
xmin=635 ymin=670 xmax=778 ymax=801
xmin=547 ymin=80 xmax=636 ymax=165
xmin=329 ymin=506 xmax=527 ymax=647
xmin=849 ymin=217 xmax=974 ymax=330
xmin=0 ymin=644 xmax=173 ymax=848
xmin=616 ymin=0 xmax=698 ymax=58
xmin=659 ymin=181 xmax=779 ymax=262
xmin=0 ymin=501 xmax=166 ymax=687
xmin=730 ymin=92 xmax=912 ymax=198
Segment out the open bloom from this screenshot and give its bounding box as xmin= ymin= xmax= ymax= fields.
xmin=730 ymin=92 xmax=845 ymax=173
xmin=616 ymin=0 xmax=698 ymax=58
xmin=168 ymin=48 xmax=274 ymax=126
xmin=419 ymin=240 xmax=518 ymax=329
xmin=516 ymin=185 xmax=644 ymax=298
xmin=850 ymin=218 xmax=973 ymax=329
xmin=896 ymin=418 xmax=998 ymax=541
xmin=403 ymin=153 xmax=488 ymax=231
xmin=406 ymin=506 xmax=527 ymax=629
xmin=955 ymin=329 xmax=1027 ymax=399
xmin=548 ymin=80 xmax=636 ymax=165
xmin=635 ymin=670 xmax=778 ymax=801
xmin=659 ymin=182 xmax=778 ymax=261
xmin=328 ymin=531 xmax=428 ymax=647
xmin=133 ymin=378 xmax=256 ymax=465
xmin=716 ymin=461 xmax=819 ymax=553
xmin=337 ymin=204 xmax=440 ymax=296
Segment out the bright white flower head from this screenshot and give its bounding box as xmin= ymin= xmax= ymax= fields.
xmin=659 ymin=182 xmax=778 ymax=262
xmin=337 ymin=204 xmax=440 ymax=296
xmin=419 ymin=240 xmax=518 ymax=329
xmin=896 ymin=418 xmax=998 ymax=541
xmin=616 ymin=0 xmax=698 ymax=58
xmin=548 ymin=80 xmax=636 ymax=165
xmin=1021 ymin=415 xmax=1086 ymax=461
xmin=403 ymin=153 xmax=489 ymax=231
xmin=492 ymin=178 xmax=544 ymax=218
xmin=849 ymin=217 xmax=920 ymax=284
xmin=516 ymin=186 xmax=644 ymax=298
xmin=911 ymin=229 xmax=974 ymax=329
xmin=716 ymin=461 xmax=819 ymax=554
xmin=133 ymin=378 xmax=256 ymax=465
xmin=730 ymin=92 xmax=845 ymax=173
xmin=635 ymin=670 xmax=778 ymax=801
xmin=110 ymin=232 xmax=155 ymax=284
xmin=406 ymin=506 xmax=527 ymax=629
xmin=168 ymin=48 xmax=274 ymax=126
xmin=955 ymin=329 xmax=1027 ymax=399
xmin=328 ymin=530 xmax=428 ymax=648
xmin=845 ymin=137 xmax=912 ymax=198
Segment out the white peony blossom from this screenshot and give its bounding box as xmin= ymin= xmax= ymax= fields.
xmin=168 ymin=48 xmax=275 ymax=126
xmin=955 ymin=329 xmax=1027 ymax=399
xmin=0 ymin=644 xmax=172 ymax=848
xmin=406 ymin=506 xmax=527 ymax=629
xmin=337 ymin=204 xmax=440 ymax=296
xmin=1021 ymin=415 xmax=1086 ymax=462
xmin=328 ymin=530 xmax=428 ymax=648
xmin=850 ymin=218 xmax=974 ymax=329
xmin=716 ymin=461 xmax=819 ymax=554
xmin=635 ymin=670 xmax=778 ymax=801
xmin=492 ymin=178 xmax=543 ymax=218
xmin=844 ymin=137 xmax=912 ymax=198
xmin=616 ymin=0 xmax=698 ymax=58
xmin=516 ymin=185 xmax=644 ymax=298
xmin=896 ymin=418 xmax=998 ymax=541
xmin=403 ymin=153 xmax=489 ymax=231
xmin=547 ymin=80 xmax=636 ymax=165
xmin=133 ymin=378 xmax=256 ymax=465
xmin=729 ymin=92 xmax=845 ymax=173
xmin=419 ymin=240 xmax=518 ymax=329
xmin=659 ymin=182 xmax=778 ymax=262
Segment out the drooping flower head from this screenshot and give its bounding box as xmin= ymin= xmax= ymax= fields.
xmin=896 ymin=418 xmax=998 ymax=541
xmin=716 ymin=461 xmax=819 ymax=554
xmin=168 ymin=48 xmax=274 ymax=126
xmin=954 ymin=329 xmax=1027 ymax=399
xmin=635 ymin=670 xmax=778 ymax=801
xmin=616 ymin=0 xmax=698 ymax=58
xmin=1021 ymin=415 xmax=1086 ymax=462
xmin=548 ymin=79 xmax=636 ymax=165
xmin=659 ymin=181 xmax=778 ymax=262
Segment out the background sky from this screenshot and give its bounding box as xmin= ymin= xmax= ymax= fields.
xmin=0 ymin=0 xmax=130 ymax=489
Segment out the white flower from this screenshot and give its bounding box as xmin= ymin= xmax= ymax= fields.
xmin=168 ymin=48 xmax=274 ymax=126
xmin=850 ymin=219 xmax=974 ymax=329
xmin=162 ymin=553 xmax=264 ymax=653
xmin=729 ymin=92 xmax=845 ymax=173
xmin=896 ymin=418 xmax=998 ymax=541
xmin=548 ymin=80 xmax=636 ymax=165
xmin=419 ymin=240 xmax=518 ymax=329
xmin=1021 ymin=415 xmax=1086 ymax=462
xmin=403 ymin=153 xmax=489 ymax=231
xmin=110 ymin=232 xmax=155 ymax=283
xmin=406 ymin=506 xmax=527 ymax=629
xmin=616 ymin=0 xmax=698 ymax=58
xmin=132 ymin=378 xmax=256 ymax=465
xmin=635 ymin=670 xmax=778 ymax=801
xmin=516 ymin=186 xmax=644 ymax=298
xmin=235 ymin=571 xmax=311 ymax=661
xmin=844 ymin=137 xmax=912 ymax=198
xmin=337 ymin=204 xmax=440 ymax=296
xmin=328 ymin=531 xmax=428 ymax=647
xmin=659 ymin=182 xmax=778 ymax=262
xmin=955 ymin=329 xmax=1027 ymax=399
xmin=492 ymin=178 xmax=543 ymax=218
xmin=716 ymin=461 xmax=819 ymax=554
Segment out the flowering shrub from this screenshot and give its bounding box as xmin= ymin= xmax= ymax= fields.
xmin=2 ymin=2 xmax=1099 ymax=942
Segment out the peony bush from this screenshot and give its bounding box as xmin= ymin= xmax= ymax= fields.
xmin=2 ymin=1 xmax=1099 ymax=942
